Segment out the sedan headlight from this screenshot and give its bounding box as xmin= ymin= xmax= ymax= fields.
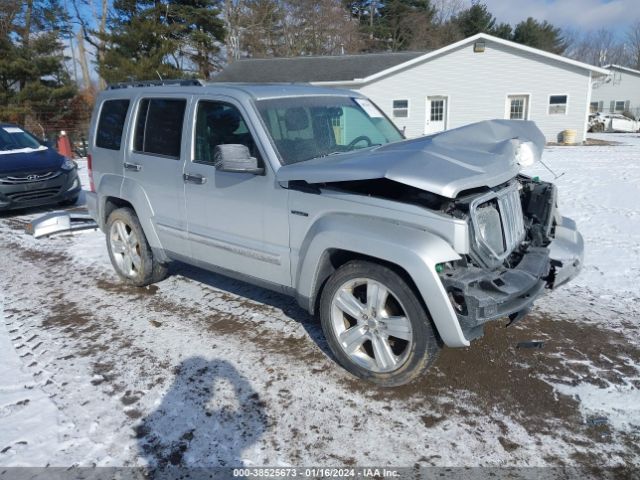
xmin=475 ymin=202 xmax=505 ymax=256
xmin=61 ymin=158 xmax=77 ymax=171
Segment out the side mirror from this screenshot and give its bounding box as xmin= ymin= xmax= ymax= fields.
xmin=41 ymin=139 xmax=54 ymax=148
xmin=214 ymin=144 xmax=264 ymax=175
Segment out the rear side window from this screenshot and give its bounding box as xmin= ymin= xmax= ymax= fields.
xmin=134 ymin=98 xmax=186 ymax=158
xmin=96 ymin=99 xmax=130 ymax=150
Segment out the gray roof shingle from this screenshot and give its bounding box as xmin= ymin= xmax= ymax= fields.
xmin=212 ymin=52 xmax=426 ymax=83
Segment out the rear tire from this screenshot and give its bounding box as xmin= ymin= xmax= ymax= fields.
xmin=319 ymin=260 xmax=441 ymax=387
xmin=106 ymin=207 xmax=168 ymax=286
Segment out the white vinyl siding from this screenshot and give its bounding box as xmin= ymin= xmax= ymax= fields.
xmin=592 ymin=67 xmax=640 ymax=119
xmin=331 ymin=40 xmax=593 ymax=142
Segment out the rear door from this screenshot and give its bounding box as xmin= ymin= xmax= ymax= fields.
xmin=124 ymin=95 xmax=190 ymax=257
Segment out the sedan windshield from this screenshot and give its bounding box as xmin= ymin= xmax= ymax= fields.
xmin=256 ymin=96 xmax=403 ymax=165
xmin=0 ymin=126 xmax=42 ymax=151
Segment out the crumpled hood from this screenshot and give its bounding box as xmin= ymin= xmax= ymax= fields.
xmin=276 ymin=119 xmax=546 ymax=198
xmin=0 ymin=147 xmax=65 ymax=175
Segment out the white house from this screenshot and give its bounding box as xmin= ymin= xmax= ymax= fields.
xmin=214 ymin=33 xmax=609 ymax=143
xmin=591 ymin=65 xmax=640 ymax=119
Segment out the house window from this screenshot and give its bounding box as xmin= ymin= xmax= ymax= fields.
xmin=549 ymin=95 xmax=568 ymax=115
xmin=614 ymin=100 xmax=627 ymax=112
xmin=392 ymin=100 xmax=409 ymax=118
xmin=590 ymin=101 xmax=603 ymax=113
xmin=430 ymin=99 xmax=444 ymax=121
xmin=507 ymin=95 xmax=529 ymax=120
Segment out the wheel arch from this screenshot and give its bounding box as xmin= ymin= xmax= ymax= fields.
xmin=295 ymin=214 xmax=470 ymax=347
xmin=99 ymin=177 xmax=169 ymax=263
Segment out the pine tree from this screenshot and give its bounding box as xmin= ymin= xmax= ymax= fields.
xmin=512 ymin=17 xmax=566 ymax=54
xmin=0 ymin=0 xmax=76 ymax=129
xmin=451 ymin=1 xmax=495 ymax=38
xmin=99 ymin=0 xmax=226 ymax=83
xmin=378 ymin=0 xmax=436 ymax=51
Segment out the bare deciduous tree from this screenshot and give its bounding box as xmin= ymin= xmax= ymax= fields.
xmin=565 ymin=28 xmax=628 ymax=67
xmin=627 ymin=20 xmax=640 ymax=69
xmin=234 ymin=0 xmax=362 ymax=58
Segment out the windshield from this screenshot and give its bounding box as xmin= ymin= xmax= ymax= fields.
xmin=0 ymin=126 xmax=43 ymax=151
xmin=256 ymin=96 xmax=403 ymax=165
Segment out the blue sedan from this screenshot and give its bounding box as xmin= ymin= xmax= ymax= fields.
xmin=0 ymin=124 xmax=81 ymax=211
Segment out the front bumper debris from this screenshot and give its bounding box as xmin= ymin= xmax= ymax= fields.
xmin=440 ymin=215 xmax=584 ymax=342
xmin=548 ymin=216 xmax=584 ymax=288
xmin=26 ymin=211 xmax=98 ymax=238
xmin=440 ymin=247 xmax=551 ymax=340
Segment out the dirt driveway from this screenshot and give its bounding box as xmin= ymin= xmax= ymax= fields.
xmin=0 ymin=207 xmax=638 ymax=474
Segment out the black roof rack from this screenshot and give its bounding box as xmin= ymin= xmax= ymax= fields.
xmin=106 ymin=79 xmax=203 ymax=90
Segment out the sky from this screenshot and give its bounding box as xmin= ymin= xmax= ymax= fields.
xmin=482 ymin=0 xmax=639 ymax=35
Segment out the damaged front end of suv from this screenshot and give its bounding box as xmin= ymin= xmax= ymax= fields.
xmin=277 ymin=118 xmax=583 ymax=345
xmin=439 ymin=173 xmax=582 ymax=341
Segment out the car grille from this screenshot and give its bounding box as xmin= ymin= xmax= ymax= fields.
xmin=5 ymin=187 xmax=61 ymax=203
xmin=0 ymin=171 xmax=61 ymax=184
xmin=499 ymin=186 xmax=526 ymax=253
xmin=470 ymin=183 xmax=526 ymax=267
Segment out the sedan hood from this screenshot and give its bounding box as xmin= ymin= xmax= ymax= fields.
xmin=276 ymin=119 xmax=546 ymax=198
xmin=0 ymin=147 xmax=65 ymax=175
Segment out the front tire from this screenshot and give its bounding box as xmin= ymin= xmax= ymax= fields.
xmin=106 ymin=207 xmax=168 ymax=286
xmin=319 ymin=260 xmax=441 ymax=387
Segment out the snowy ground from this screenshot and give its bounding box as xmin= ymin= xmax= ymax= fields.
xmin=0 ymin=134 xmax=639 ymax=472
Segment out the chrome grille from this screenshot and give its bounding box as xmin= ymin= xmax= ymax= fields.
xmin=498 ymin=186 xmax=526 ymax=254
xmin=470 ymin=183 xmax=526 ymax=267
xmin=0 ymin=171 xmax=61 ymax=184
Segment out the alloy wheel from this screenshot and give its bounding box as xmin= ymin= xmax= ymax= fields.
xmin=330 ymin=278 xmax=413 ymax=373
xmin=109 ymin=219 xmax=142 ymax=278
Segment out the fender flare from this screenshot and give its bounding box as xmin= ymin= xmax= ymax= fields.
xmin=96 ymin=175 xmax=169 ymax=264
xmin=295 ymin=214 xmax=470 ymax=347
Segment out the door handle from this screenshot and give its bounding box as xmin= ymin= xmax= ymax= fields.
xmin=124 ymin=162 xmax=142 ymax=172
xmin=183 ymin=173 xmax=207 ymax=185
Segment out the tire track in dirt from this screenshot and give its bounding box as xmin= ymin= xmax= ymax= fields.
xmin=1 ymin=225 xmax=639 ymax=469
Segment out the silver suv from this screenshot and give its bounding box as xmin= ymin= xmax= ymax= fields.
xmin=86 ymin=81 xmax=583 ymax=386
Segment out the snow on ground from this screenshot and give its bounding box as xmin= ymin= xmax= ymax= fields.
xmin=525 ymin=133 xmax=640 ymax=327
xmin=0 ymin=136 xmax=639 ymax=471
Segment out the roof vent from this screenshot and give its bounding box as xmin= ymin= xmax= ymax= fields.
xmin=474 ymin=40 xmax=486 ymax=53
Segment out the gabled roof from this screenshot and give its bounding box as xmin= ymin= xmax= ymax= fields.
xmin=213 ymin=33 xmax=610 ymax=86
xmin=211 ymin=52 xmax=424 ymax=82
xmin=212 ymin=52 xmax=426 ymax=83
xmin=315 ymin=33 xmax=610 ymax=86
xmin=604 ymin=64 xmax=640 ymax=77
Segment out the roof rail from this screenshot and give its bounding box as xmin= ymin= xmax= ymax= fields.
xmin=106 ymin=79 xmax=203 ymax=90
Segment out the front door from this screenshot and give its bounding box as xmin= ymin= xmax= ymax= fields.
xmin=425 ymin=96 xmax=447 ymax=134
xmin=184 ymin=98 xmax=291 ymax=287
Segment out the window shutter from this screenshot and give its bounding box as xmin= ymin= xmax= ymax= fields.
xmin=598 ymin=101 xmax=604 ymax=111
xmin=610 ymin=101 xmax=615 ymax=113
xmin=625 ymin=100 xmax=631 ymax=111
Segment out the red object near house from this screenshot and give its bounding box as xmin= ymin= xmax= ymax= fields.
xmin=57 ymin=132 xmax=73 ymax=158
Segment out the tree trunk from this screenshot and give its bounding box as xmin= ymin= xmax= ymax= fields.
xmin=98 ymin=0 xmax=107 ymax=88
xmin=76 ymin=30 xmax=92 ymax=90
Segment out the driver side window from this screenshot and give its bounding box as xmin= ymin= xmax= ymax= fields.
xmin=194 ymin=101 xmax=261 ymax=165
